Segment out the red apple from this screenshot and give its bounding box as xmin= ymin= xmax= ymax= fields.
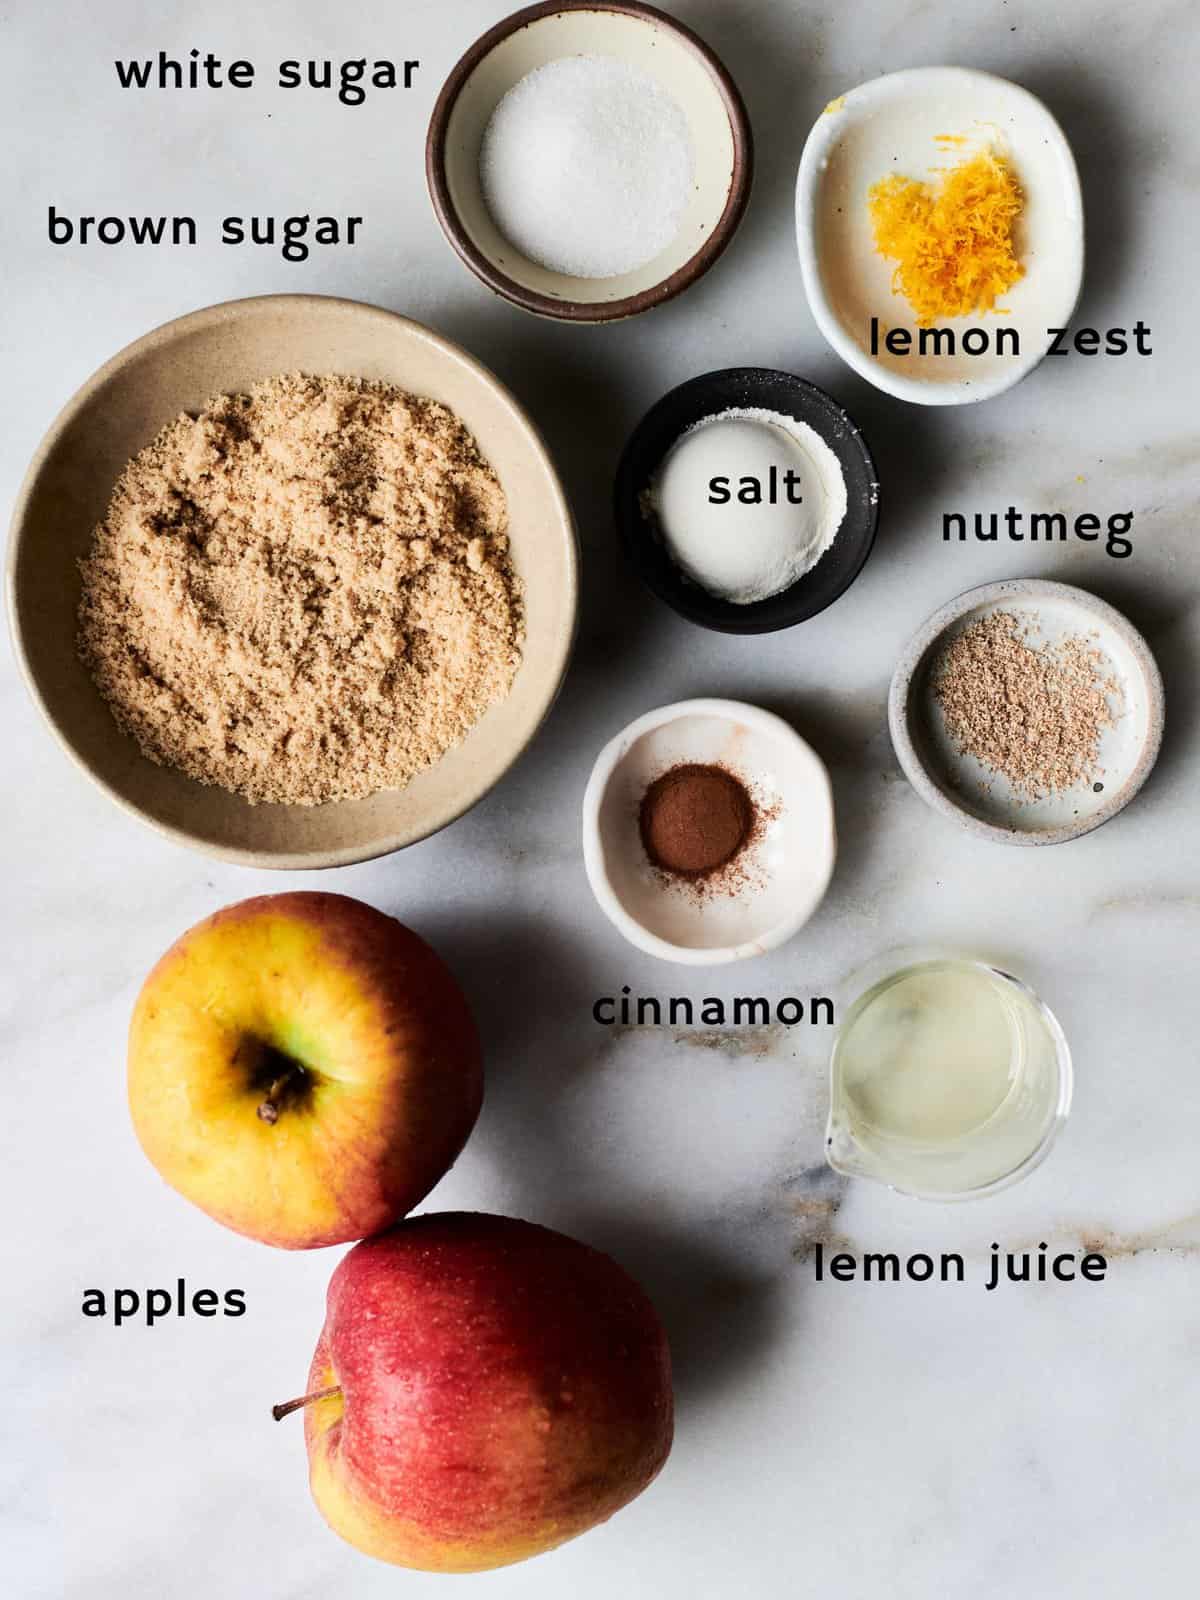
xmin=128 ymin=893 xmax=482 ymax=1249
xmin=276 ymin=1213 xmax=673 ymax=1571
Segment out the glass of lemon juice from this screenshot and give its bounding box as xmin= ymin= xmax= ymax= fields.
xmin=826 ymin=954 xmax=1072 ymax=1199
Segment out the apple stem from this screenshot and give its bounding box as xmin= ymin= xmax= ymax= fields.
xmin=272 ymin=1385 xmax=342 ymax=1422
xmin=257 ymin=1066 xmax=302 ymax=1125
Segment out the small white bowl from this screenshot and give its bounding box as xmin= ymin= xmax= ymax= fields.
xmin=889 ymin=580 xmax=1164 ymax=845
xmin=582 ymin=699 xmax=836 ymax=964
xmin=797 ymin=67 xmax=1084 ymax=405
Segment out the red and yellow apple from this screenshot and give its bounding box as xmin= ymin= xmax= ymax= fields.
xmin=277 ymin=1212 xmax=673 ymax=1572
xmin=127 ymin=893 xmax=482 ymax=1249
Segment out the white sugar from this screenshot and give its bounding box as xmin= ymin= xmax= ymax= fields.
xmin=479 ymin=54 xmax=694 ymax=280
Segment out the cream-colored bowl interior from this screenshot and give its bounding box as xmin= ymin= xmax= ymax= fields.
xmin=799 ymin=67 xmax=1083 ymax=403
xmin=7 ymin=296 xmax=578 ymax=868
xmin=445 ymin=8 xmax=737 ymax=305
xmin=583 ymin=700 xmax=837 ymax=965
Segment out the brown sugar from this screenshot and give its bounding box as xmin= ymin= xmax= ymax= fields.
xmin=639 ymin=763 xmax=755 ymax=880
xmin=77 ymin=373 xmax=523 ymax=806
xmin=931 ymin=609 xmax=1122 ymax=800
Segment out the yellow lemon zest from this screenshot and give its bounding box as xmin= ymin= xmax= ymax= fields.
xmin=868 ymin=148 xmax=1025 ymax=326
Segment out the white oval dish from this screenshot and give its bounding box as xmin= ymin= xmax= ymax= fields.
xmin=582 ymin=699 xmax=836 ymax=964
xmin=797 ymin=67 xmax=1084 ymax=405
xmin=889 ymin=580 xmax=1164 ymax=845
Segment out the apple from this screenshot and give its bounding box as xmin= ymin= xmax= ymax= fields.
xmin=275 ymin=1212 xmax=673 ymax=1572
xmin=127 ymin=893 xmax=482 ymax=1249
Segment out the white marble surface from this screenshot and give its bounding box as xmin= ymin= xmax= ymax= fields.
xmin=3 ymin=1 xmax=1198 ymax=1595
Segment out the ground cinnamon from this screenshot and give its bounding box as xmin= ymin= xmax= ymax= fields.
xmin=638 ymin=763 xmax=755 ymax=881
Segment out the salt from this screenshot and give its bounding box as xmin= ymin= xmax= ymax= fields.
xmin=479 ymin=55 xmax=694 ymax=280
xmin=646 ymin=409 xmax=848 ymax=606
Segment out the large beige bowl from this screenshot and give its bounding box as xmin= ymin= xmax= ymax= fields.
xmin=6 ymin=295 xmax=578 ymax=868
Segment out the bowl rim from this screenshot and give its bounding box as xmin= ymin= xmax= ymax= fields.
xmin=5 ymin=292 xmax=580 ymax=870
xmin=796 ymin=65 xmax=1085 ymax=406
xmin=888 ymin=578 xmax=1165 ymax=846
xmin=614 ymin=366 xmax=880 ymax=633
xmin=425 ymin=0 xmax=754 ymax=323
xmin=582 ymin=697 xmax=837 ymax=964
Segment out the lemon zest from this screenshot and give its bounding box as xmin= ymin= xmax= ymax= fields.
xmin=868 ymin=149 xmax=1025 ymax=326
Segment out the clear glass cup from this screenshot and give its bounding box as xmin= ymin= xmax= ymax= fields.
xmin=826 ymin=952 xmax=1073 ymax=1201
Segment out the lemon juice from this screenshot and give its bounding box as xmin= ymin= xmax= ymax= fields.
xmin=827 ymin=958 xmax=1072 ymax=1198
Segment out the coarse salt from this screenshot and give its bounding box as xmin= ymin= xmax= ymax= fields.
xmin=645 ymin=408 xmax=848 ymax=605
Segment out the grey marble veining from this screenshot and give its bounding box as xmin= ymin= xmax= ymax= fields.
xmin=2 ymin=1 xmax=1197 ymax=1596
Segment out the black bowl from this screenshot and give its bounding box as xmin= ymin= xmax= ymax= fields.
xmin=614 ymin=367 xmax=880 ymax=633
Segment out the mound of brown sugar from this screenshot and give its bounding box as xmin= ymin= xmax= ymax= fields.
xmin=78 ymin=373 xmax=523 ymax=806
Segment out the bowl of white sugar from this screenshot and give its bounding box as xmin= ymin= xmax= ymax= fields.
xmin=616 ymin=368 xmax=880 ymax=633
xmin=426 ymin=1 xmax=753 ymax=322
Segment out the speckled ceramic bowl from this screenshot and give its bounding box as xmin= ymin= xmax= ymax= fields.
xmin=889 ymin=580 xmax=1164 ymax=845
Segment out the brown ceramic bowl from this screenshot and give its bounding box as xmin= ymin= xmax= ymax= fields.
xmin=6 ymin=295 xmax=578 ymax=869
xmin=426 ymin=0 xmax=753 ymax=322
